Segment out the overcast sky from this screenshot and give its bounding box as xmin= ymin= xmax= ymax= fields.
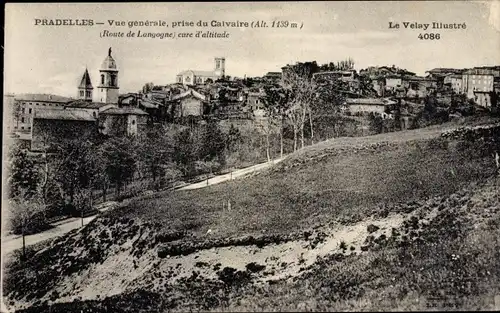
xmin=4 ymin=1 xmax=500 ymax=97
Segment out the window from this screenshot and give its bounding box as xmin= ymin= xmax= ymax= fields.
xmin=28 ymin=127 xmax=31 ymax=130
xmin=49 ymin=103 xmax=52 ymax=106
xmin=22 ymin=108 xmax=25 ymax=113
xmin=86 ymin=91 xmax=91 ymax=98
xmin=101 ymin=74 xmax=105 ymax=85
xmin=21 ymin=126 xmax=24 ymax=130
xmin=42 ymin=103 xmax=46 ymax=106
xmin=29 ymin=108 xmax=32 ymax=114
xmin=185 ymin=76 xmax=191 ymax=82
xmin=36 ymin=103 xmax=39 ymax=105
xmin=80 ymin=90 xmax=84 ymax=97
xmin=110 ymin=75 xmax=116 ymax=86
xmin=93 ymin=112 xmax=97 ymax=118
xmin=21 ymin=117 xmax=25 ymax=123
xmin=132 ymin=119 xmax=136 ymax=125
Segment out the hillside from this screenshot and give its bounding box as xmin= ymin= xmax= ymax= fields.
xmin=3 ymin=118 xmax=500 ymax=312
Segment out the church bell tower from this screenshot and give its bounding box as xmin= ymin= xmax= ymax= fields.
xmin=77 ymin=68 xmax=93 ymax=101
xmin=98 ymin=47 xmax=119 ymax=104
xmin=214 ymin=57 xmax=225 ymax=78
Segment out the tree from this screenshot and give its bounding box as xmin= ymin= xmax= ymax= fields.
xmin=282 ymin=70 xmax=317 ymax=151
xmin=310 ymin=79 xmax=348 ymax=141
xmin=101 ymin=136 xmax=137 ymax=197
xmin=200 ymin=119 xmax=226 ymax=167
xmin=12 ymin=102 xmax=22 ymax=129
xmin=142 ymin=82 xmax=155 ymax=93
xmin=226 ymin=124 xmax=242 ymax=153
xmin=173 ymin=128 xmax=198 ymax=177
xmin=263 ymin=84 xmax=290 ymax=157
xmin=368 ymin=112 xmax=384 ymax=134
xmin=137 ymin=125 xmax=175 ymax=190
xmin=7 ymin=144 xmax=40 ymax=199
xmin=54 ymin=139 xmax=98 ymax=205
xmin=7 ymin=191 xmax=47 ymax=261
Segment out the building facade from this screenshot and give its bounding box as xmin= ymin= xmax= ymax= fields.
xmin=461 ymin=72 xmax=494 ymax=99
xmin=344 ymin=98 xmax=387 ymax=115
xmin=31 ymin=109 xmax=98 ymax=151
xmin=8 ymin=94 xmax=72 ymax=132
xmin=99 ymin=107 xmax=148 ymax=137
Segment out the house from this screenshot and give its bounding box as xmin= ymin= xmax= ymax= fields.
xmin=64 ymin=99 xmax=114 ymax=119
xmin=443 ymin=74 xmax=463 ymax=94
xmin=176 ymin=57 xmax=225 ymax=85
xmin=473 ymin=91 xmax=493 ymax=108
xmin=169 ymin=88 xmax=207 ymax=118
xmin=31 ymin=108 xmax=98 ymax=151
xmin=401 ymin=76 xmax=438 ymax=98
xmin=360 ymin=66 xmax=415 ymax=80
xmin=385 ymin=75 xmax=403 ymax=89
xmin=246 ymin=90 xmax=265 ymax=111
xmin=263 ymin=72 xmax=282 ymax=82
xmin=99 ymin=106 xmax=148 ymax=137
xmin=461 ymin=69 xmax=494 ymax=99
xmin=344 ymin=98 xmax=387 ymax=115
xmin=9 ymin=94 xmax=73 ymax=132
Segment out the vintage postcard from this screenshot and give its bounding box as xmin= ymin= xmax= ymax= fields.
xmin=2 ymin=1 xmax=500 ymax=312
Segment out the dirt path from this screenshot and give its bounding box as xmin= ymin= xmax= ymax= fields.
xmin=1 ymin=158 xmax=285 ymax=255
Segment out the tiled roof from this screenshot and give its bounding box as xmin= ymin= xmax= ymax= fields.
xmin=177 ymin=70 xmax=217 ymax=77
xmin=65 ymin=100 xmax=108 ymax=109
xmin=172 ymin=89 xmax=206 ymax=101
xmin=34 ymin=108 xmax=96 ymax=121
xmin=14 ymin=94 xmax=73 ymax=103
xmin=140 ymin=99 xmax=161 ymax=109
xmin=345 ymin=98 xmax=386 ymax=105
xmin=100 ymin=107 xmax=148 ymax=115
xmin=78 ymin=69 xmax=93 ymax=89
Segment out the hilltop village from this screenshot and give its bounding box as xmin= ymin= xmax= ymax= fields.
xmin=4 ymin=47 xmax=500 ymax=225
xmin=5 ymin=47 xmax=500 ymax=153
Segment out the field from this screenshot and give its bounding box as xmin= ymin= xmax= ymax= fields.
xmin=105 ymin=118 xmax=497 ymax=240
xmin=3 ymin=116 xmax=500 ymax=312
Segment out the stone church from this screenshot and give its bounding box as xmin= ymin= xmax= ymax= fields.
xmin=176 ymin=57 xmax=226 ymax=85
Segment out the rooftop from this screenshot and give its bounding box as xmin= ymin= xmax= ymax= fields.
xmin=177 ymin=70 xmax=217 ymax=77
xmin=140 ymin=99 xmax=162 ymax=109
xmin=33 ymin=108 xmax=96 ymax=121
xmin=345 ymin=98 xmax=386 ymax=105
xmin=14 ymin=94 xmax=73 ymax=103
xmin=171 ymin=89 xmax=206 ymax=101
xmin=65 ymin=100 xmax=108 ymax=109
xmin=100 ymin=106 xmax=148 ymax=115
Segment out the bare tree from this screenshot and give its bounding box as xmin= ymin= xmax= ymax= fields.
xmin=282 ymin=70 xmax=316 ymax=151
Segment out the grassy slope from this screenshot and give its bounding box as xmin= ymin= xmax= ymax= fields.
xmin=6 ymin=116 xmax=500 ymax=312
xmin=219 ymin=178 xmax=500 ymax=312
xmin=108 ymin=118 xmax=498 ymax=241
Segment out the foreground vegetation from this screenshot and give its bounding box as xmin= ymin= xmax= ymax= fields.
xmin=4 ymin=120 xmax=500 ymax=312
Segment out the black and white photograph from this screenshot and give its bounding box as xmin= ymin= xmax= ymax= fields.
xmin=2 ymin=1 xmax=500 ymax=312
